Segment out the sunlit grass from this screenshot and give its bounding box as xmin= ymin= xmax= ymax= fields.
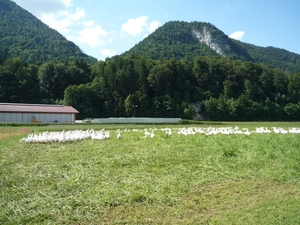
xmin=1 ymin=122 xmax=300 ymax=224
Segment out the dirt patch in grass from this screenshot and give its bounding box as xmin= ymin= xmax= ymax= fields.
xmin=188 ymin=179 xmax=299 ymax=212
xmin=100 ymin=179 xmax=300 ymax=224
xmin=0 ymin=127 xmax=29 ymax=139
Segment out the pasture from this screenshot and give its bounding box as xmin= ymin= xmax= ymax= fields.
xmin=1 ymin=122 xmax=300 ymax=224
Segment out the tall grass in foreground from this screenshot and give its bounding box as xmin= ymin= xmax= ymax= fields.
xmin=1 ymin=123 xmax=300 ymax=224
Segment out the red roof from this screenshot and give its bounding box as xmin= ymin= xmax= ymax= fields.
xmin=0 ymin=103 xmax=79 ymax=114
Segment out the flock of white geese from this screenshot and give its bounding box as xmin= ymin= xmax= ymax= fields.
xmin=20 ymin=126 xmax=300 ymax=144
xmin=20 ymin=129 xmax=111 ymax=143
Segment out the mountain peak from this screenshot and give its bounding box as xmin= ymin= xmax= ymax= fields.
xmin=0 ymin=0 xmax=97 ymax=63
xmin=124 ymin=20 xmax=300 ymax=73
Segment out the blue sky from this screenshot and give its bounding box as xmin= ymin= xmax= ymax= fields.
xmin=12 ymin=0 xmax=300 ymax=61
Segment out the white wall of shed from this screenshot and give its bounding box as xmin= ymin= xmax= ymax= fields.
xmin=0 ymin=113 xmax=75 ymax=122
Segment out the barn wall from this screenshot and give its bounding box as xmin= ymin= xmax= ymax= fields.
xmin=0 ymin=113 xmax=75 ymax=123
xmin=29 ymin=113 xmax=74 ymax=122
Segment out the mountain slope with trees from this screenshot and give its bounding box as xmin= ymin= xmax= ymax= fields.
xmin=1 ymin=2 xmax=300 ymax=121
xmin=124 ymin=21 xmax=300 ymax=73
xmin=0 ymin=0 xmax=97 ymax=64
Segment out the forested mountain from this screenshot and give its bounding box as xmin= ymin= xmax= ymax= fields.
xmin=0 ymin=0 xmax=97 ymax=64
xmin=124 ymin=21 xmax=300 ymax=73
xmin=1 ymin=1 xmax=300 ymax=122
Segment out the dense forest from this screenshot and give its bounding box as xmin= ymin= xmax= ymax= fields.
xmin=0 ymin=0 xmax=97 ymax=64
xmin=1 ymin=55 xmax=300 ymax=121
xmin=124 ymin=21 xmax=300 ymax=73
xmin=0 ymin=57 xmax=93 ymax=105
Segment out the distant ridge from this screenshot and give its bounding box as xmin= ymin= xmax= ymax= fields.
xmin=0 ymin=0 xmax=97 ymax=63
xmin=124 ymin=21 xmax=300 ymax=73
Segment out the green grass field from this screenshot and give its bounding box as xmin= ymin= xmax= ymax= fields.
xmin=1 ymin=122 xmax=300 ymax=224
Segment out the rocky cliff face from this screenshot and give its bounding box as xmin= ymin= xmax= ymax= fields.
xmin=192 ymin=27 xmax=230 ymax=56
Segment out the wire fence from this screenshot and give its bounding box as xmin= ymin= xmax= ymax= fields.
xmin=0 ymin=127 xmax=29 ymax=140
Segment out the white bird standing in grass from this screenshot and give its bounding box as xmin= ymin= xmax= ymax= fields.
xmin=116 ymin=129 xmax=121 ymax=139
xmin=150 ymin=130 xmax=155 ymax=138
xmin=143 ymin=129 xmax=151 ymax=138
xmin=165 ymin=128 xmax=172 ymax=136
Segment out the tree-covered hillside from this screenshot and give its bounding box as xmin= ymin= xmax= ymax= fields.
xmin=1 ymin=54 xmax=300 ymax=121
xmin=65 ymin=54 xmax=300 ymax=121
xmin=124 ymin=21 xmax=300 ymax=73
xmin=1 ymin=1 xmax=300 ymax=122
xmin=0 ymin=57 xmax=94 ymax=104
xmin=0 ymin=0 xmax=97 ymax=64
xmin=233 ymin=40 xmax=300 ymax=73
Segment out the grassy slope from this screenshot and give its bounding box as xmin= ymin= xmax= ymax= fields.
xmin=1 ymin=122 xmax=300 ymax=224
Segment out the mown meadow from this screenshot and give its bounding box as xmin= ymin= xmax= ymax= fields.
xmin=1 ymin=122 xmax=300 ymax=224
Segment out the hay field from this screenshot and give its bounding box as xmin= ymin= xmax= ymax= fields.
xmin=1 ymin=122 xmax=300 ymax=224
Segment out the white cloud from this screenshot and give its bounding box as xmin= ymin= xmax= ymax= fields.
xmin=121 ymin=16 xmax=149 ymax=36
xmin=40 ymin=8 xmax=85 ymax=34
xmin=148 ymin=20 xmax=160 ymax=32
xmin=77 ymin=25 xmax=108 ymax=48
xmin=40 ymin=12 xmax=69 ymax=34
xmin=66 ymin=35 xmax=75 ymax=41
xmin=61 ymin=0 xmax=73 ymax=8
xmin=12 ymin=0 xmax=72 ymax=15
xmin=101 ymin=49 xmax=117 ymax=58
xmin=13 ymin=0 xmax=85 ymax=35
xmin=69 ymin=8 xmax=85 ymax=21
xmin=229 ymin=31 xmax=245 ymax=40
xmin=80 ymin=20 xmax=95 ymax=28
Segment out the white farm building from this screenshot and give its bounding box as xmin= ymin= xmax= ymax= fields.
xmin=0 ymin=103 xmax=79 ymax=123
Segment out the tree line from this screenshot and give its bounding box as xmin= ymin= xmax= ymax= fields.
xmin=1 ymin=55 xmax=300 ymax=121
xmin=0 ymin=57 xmax=92 ymax=104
